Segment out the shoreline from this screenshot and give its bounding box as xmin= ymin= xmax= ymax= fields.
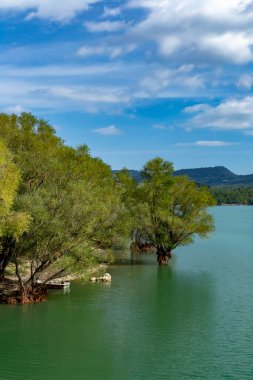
xmin=218 ymin=203 xmax=253 ymax=206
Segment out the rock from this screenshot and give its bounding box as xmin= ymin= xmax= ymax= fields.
xmin=90 ymin=273 xmax=111 ymax=283
xmin=103 ymin=273 xmax=111 ymax=282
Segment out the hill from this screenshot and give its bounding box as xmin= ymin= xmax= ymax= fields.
xmin=114 ymin=166 xmax=253 ymax=187
xmin=174 ymin=166 xmax=253 ymax=186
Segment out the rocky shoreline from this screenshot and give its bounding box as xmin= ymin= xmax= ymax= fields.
xmin=0 ymin=263 xmax=108 ymax=304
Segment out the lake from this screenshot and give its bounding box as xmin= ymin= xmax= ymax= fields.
xmin=0 ymin=206 xmax=253 ymax=380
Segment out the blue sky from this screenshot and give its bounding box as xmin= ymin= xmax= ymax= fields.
xmin=1 ymin=0 xmax=253 ymax=173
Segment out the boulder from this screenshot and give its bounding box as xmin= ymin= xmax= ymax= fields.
xmin=90 ymin=273 xmax=112 ymax=282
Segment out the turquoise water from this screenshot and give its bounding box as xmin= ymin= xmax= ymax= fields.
xmin=0 ymin=206 xmax=253 ymax=379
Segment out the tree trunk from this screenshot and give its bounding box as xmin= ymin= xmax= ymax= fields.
xmin=156 ymin=247 xmax=172 ymax=266
xmin=0 ymin=283 xmax=48 ymax=304
xmin=17 ymin=284 xmax=48 ymax=304
xmin=0 ymin=237 xmax=16 ymax=277
xmin=0 ymin=252 xmax=12 ymax=277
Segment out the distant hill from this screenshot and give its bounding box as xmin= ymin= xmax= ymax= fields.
xmin=114 ymin=166 xmax=253 ymax=187
xmin=174 ymin=166 xmax=253 ymax=186
xmin=125 ymin=170 xmax=143 ymax=182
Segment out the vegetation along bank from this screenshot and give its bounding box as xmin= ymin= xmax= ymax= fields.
xmin=0 ymin=113 xmax=215 ymax=303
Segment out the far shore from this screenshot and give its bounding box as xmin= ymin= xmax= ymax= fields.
xmin=218 ymin=203 xmax=253 ymax=206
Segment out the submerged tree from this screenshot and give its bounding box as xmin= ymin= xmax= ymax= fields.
xmin=119 ymin=158 xmax=216 ymax=265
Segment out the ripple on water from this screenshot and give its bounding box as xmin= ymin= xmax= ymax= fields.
xmin=1 ymin=207 xmax=253 ymax=380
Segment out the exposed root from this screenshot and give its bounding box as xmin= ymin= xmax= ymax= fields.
xmin=0 ymin=284 xmax=48 ymax=304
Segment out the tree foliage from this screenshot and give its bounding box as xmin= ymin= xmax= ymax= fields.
xmin=118 ymin=157 xmax=216 ymax=265
xmin=211 ymin=186 xmax=253 ymax=205
xmin=0 ymin=139 xmax=30 ymax=277
xmin=0 ymin=113 xmax=129 ymax=299
xmin=0 ymin=114 xmax=217 ymax=302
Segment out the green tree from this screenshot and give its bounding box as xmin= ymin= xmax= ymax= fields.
xmin=0 ymin=113 xmax=128 ymax=302
xmin=125 ymin=157 xmax=216 ymax=265
xmin=0 ymin=139 xmax=30 ymax=276
xmin=0 ymin=139 xmax=20 ymax=230
xmin=211 ymin=186 xmax=253 ymax=205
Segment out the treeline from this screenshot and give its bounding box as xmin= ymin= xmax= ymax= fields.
xmin=211 ymin=187 xmax=253 ymax=205
xmin=0 ymin=113 xmax=215 ymax=303
xmin=0 ymin=113 xmax=132 ymax=303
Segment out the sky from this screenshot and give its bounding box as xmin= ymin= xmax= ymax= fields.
xmin=1 ymin=0 xmax=253 ymax=173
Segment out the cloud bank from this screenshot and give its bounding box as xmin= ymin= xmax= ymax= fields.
xmin=0 ymin=0 xmax=99 ymax=21
xmin=127 ymin=0 xmax=253 ymax=64
xmin=185 ymin=97 xmax=253 ymax=132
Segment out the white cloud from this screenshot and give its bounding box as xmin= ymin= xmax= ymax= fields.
xmin=176 ymin=140 xmax=236 ymax=147
xmin=49 ymin=85 xmax=130 ymax=104
xmin=77 ymin=44 xmax=136 ymax=58
xmin=127 ymin=0 xmax=253 ymax=64
xmin=102 ymin=6 xmax=122 ymax=18
xmin=93 ymin=125 xmax=122 ymax=135
xmin=0 ymin=74 xmax=131 ymax=114
xmin=200 ymin=33 xmax=253 ymax=64
xmin=184 ymin=97 xmax=253 ymax=132
xmin=0 ymin=60 xmax=224 ymax=114
xmin=0 ymin=64 xmax=121 ymax=77
xmin=158 ymin=36 xmax=181 ymax=56
xmin=237 ymin=74 xmax=253 ymax=89
xmin=3 ymin=104 xmax=27 ymax=114
xmin=0 ymin=0 xmax=98 ymax=21
xmin=85 ymin=21 xmax=126 ymax=32
xmin=137 ymin=66 xmax=206 ymax=98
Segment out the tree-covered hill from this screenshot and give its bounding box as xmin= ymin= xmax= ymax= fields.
xmin=211 ymin=187 xmax=253 ymax=205
xmin=174 ymin=166 xmax=253 ymax=186
xmin=114 ymin=166 xmax=253 ymax=187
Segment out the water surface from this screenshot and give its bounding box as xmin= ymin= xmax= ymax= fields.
xmin=0 ymin=206 xmax=253 ymax=379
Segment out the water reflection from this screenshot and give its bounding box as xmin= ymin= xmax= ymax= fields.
xmin=1 ymin=207 xmax=253 ymax=380
xmin=100 ymin=250 xmax=215 ymax=379
xmin=113 ymin=249 xmax=157 ymax=266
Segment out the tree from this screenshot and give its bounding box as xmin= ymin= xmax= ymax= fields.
xmin=0 ymin=113 xmax=129 ymax=302
xmin=0 ymin=139 xmax=30 ymax=277
xmin=122 ymin=157 xmax=216 ymax=265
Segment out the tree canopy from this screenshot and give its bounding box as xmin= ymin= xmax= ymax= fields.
xmin=0 ymin=139 xmax=30 ymax=277
xmin=0 ymin=114 xmax=216 ymax=303
xmin=118 ymin=157 xmax=216 ymax=265
xmin=211 ymin=186 xmax=253 ymax=205
xmin=0 ymin=113 xmax=129 ymax=302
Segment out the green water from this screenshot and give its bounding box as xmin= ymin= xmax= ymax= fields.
xmin=1 ymin=206 xmax=253 ymax=380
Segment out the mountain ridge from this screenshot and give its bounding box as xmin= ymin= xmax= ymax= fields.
xmin=113 ymin=166 xmax=253 ymax=187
